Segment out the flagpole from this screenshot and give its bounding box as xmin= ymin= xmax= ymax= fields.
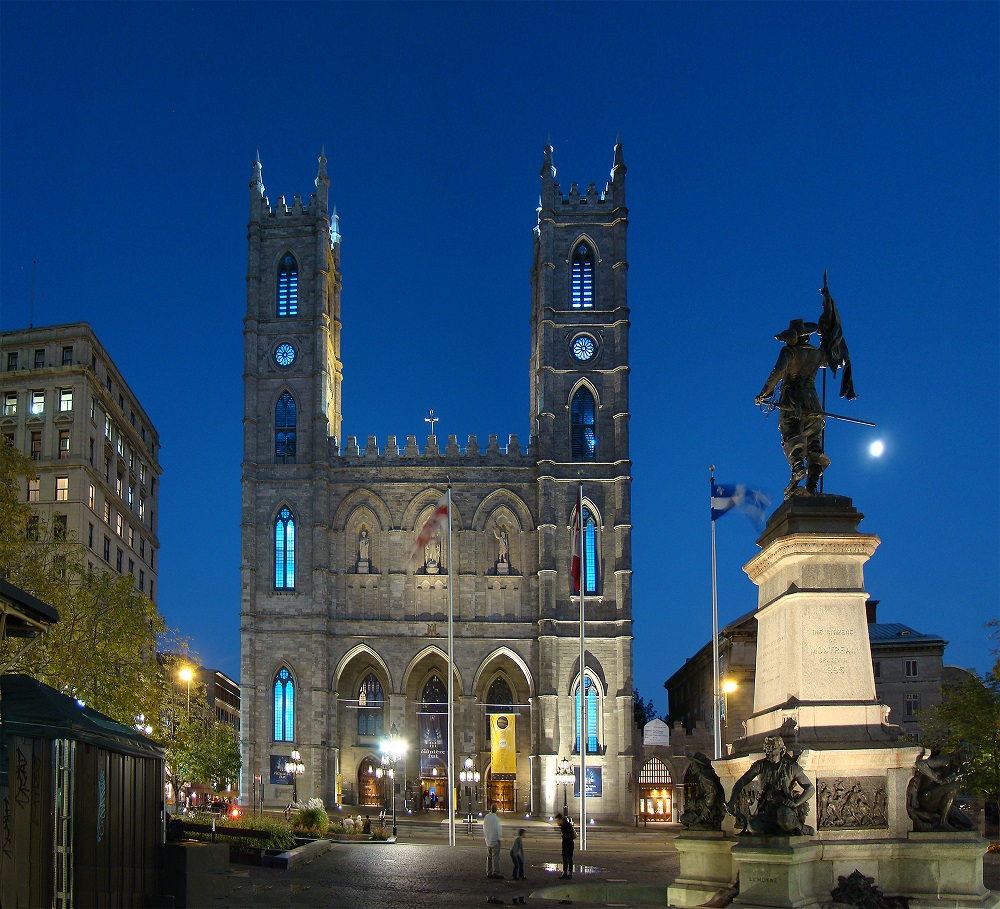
xmin=710 ymin=466 xmax=722 ymax=761
xmin=578 ymin=482 xmax=587 ymax=852
xmin=447 ymin=481 xmax=456 ymax=847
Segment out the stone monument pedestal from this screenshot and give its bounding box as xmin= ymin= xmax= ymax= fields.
xmin=701 ymin=496 xmax=997 ymax=908
xmin=730 ymin=837 xmax=824 ymax=908
xmin=666 ymin=830 xmax=736 ymax=907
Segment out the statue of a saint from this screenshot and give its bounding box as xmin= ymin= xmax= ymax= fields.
xmin=906 ymin=743 xmax=975 ymax=832
xmin=755 ymin=275 xmax=856 ymax=499
xmin=494 ymin=527 xmax=509 ymax=564
xmin=726 ymin=736 xmax=815 ymax=836
xmin=424 ymin=534 xmax=441 ymax=570
xmin=358 ymin=528 xmax=370 ymax=562
xmin=680 ymin=752 xmax=726 ymax=831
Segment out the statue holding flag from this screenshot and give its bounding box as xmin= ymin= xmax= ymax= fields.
xmin=755 ymin=272 xmax=857 ymax=499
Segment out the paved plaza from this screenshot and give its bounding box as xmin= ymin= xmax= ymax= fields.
xmin=222 ymin=818 xmax=677 ymax=908
xmin=211 ymin=816 xmax=999 ymax=909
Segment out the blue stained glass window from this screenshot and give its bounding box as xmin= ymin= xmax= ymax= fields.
xmin=584 ymin=512 xmax=598 ymax=594
xmin=275 ymin=507 xmax=295 ymax=589
xmin=275 ymin=392 xmax=297 ymax=463
xmin=571 ymin=388 xmax=596 ymax=461
xmin=274 ymin=668 xmax=294 ymax=741
xmin=574 ymin=677 xmax=600 ymax=753
xmin=277 ymin=254 xmax=299 ymax=317
xmin=571 ymin=244 xmax=594 ymax=308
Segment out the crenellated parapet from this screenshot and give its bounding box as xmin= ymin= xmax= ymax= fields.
xmin=329 ymin=433 xmax=535 ymax=463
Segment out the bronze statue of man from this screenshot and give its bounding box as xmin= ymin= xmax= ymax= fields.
xmin=726 ymin=736 xmax=815 ymax=836
xmin=756 ymin=275 xmax=857 ymax=498
xmin=755 ymin=319 xmax=830 ymax=498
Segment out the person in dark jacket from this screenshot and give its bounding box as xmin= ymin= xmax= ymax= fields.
xmin=555 ymin=813 xmax=575 ymax=878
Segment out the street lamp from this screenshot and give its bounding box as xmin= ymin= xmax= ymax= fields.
xmin=459 ymin=756 xmax=481 ymax=820
xmin=722 ymin=679 xmax=738 ymax=751
xmin=554 ymin=756 xmax=574 ymax=815
xmin=380 ymin=724 xmax=406 ymax=837
xmin=285 ymin=749 xmax=305 ymax=805
xmin=178 ymin=666 xmax=193 ymax=717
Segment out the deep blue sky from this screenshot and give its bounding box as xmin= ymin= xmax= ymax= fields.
xmin=2 ymin=2 xmax=997 ymax=717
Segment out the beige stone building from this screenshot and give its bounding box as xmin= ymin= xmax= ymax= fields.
xmin=0 ymin=323 xmax=160 ymax=600
xmin=240 ymin=145 xmax=635 ymax=819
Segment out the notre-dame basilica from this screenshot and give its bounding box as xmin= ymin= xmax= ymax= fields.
xmin=240 ymin=142 xmax=635 ymax=821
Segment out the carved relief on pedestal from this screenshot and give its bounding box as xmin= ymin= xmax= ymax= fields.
xmin=817 ymin=777 xmax=888 ymax=829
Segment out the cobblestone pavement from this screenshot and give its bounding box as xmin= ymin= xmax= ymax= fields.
xmin=217 ymin=818 xmax=1000 ymax=909
xmin=223 ymin=819 xmax=677 ymax=909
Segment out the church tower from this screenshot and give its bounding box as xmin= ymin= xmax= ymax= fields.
xmin=241 ymin=152 xmax=343 ymax=800
xmin=531 ymin=141 xmax=633 ymax=804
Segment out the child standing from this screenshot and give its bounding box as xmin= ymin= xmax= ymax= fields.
xmin=510 ymin=827 xmax=526 ymax=879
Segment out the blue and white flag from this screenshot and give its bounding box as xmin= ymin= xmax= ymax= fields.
xmin=711 ymin=482 xmax=770 ymax=529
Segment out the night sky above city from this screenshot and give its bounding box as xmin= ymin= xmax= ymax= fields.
xmin=1 ymin=2 xmax=996 ymax=717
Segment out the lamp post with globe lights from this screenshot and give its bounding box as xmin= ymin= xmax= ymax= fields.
xmin=459 ymin=755 xmax=481 ymax=829
xmin=554 ymin=756 xmax=574 ymax=815
xmin=380 ymin=724 xmax=406 ymax=837
xmin=285 ymin=749 xmax=305 ymax=806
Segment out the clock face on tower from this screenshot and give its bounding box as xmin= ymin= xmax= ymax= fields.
xmin=571 ymin=334 xmax=597 ymax=362
xmin=274 ymin=343 xmax=296 ymax=368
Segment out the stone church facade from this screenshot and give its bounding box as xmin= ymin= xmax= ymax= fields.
xmin=240 ymin=144 xmax=635 ymax=820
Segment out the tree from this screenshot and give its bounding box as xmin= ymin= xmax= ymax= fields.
xmin=634 ymin=687 xmax=660 ymax=729
xmin=0 ymin=443 xmax=175 ymax=728
xmin=169 ymin=701 xmax=242 ymax=795
xmin=923 ymin=621 xmax=1000 ymax=821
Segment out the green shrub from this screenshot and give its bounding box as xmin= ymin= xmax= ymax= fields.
xmin=370 ymin=824 xmax=391 ymax=840
xmin=292 ymin=805 xmax=330 ymax=836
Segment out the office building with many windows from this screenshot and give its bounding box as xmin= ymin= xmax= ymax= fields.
xmin=0 ymin=323 xmax=161 ymax=601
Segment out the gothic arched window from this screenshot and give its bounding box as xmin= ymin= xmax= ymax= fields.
xmin=574 ymin=676 xmax=601 ymax=754
xmin=485 ymin=677 xmax=514 ymax=714
xmin=571 ymin=244 xmax=594 ymax=308
xmin=582 ymin=508 xmax=599 ymax=594
xmin=277 ymin=254 xmax=299 ymax=317
xmin=357 ymin=673 xmax=385 ymax=737
xmin=421 ymin=675 xmax=447 ymax=713
xmin=274 ymin=667 xmax=295 ymax=741
xmin=571 ymin=387 xmax=597 ymax=461
xmin=275 ymin=392 xmax=297 ymax=463
xmin=275 ymin=506 xmax=296 ymax=589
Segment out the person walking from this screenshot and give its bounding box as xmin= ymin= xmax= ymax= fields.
xmin=509 ymin=828 xmax=526 ymax=879
xmin=555 ymin=812 xmax=575 ymax=879
xmin=483 ymin=804 xmax=503 ymax=879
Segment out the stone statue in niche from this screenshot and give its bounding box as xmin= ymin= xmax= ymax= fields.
xmin=680 ymin=752 xmax=726 ymax=831
xmin=906 ymin=742 xmax=975 ymax=832
xmin=494 ymin=526 xmax=510 ymax=574
xmin=357 ymin=527 xmax=371 ymax=573
xmin=424 ymin=533 xmax=441 ymax=574
xmin=726 ymin=736 xmax=815 ymax=836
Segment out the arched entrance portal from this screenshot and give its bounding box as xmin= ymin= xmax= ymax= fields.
xmin=358 ymin=756 xmax=382 ymax=808
xmin=418 ymin=675 xmax=449 ymax=811
xmin=485 ymin=768 xmax=515 ymax=813
xmin=638 ymin=758 xmax=673 ymax=820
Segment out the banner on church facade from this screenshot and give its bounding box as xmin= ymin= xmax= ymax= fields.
xmin=419 ymin=713 xmax=447 ymax=777
xmin=490 ymin=714 xmax=516 ymax=780
xmin=574 ymin=765 xmax=602 ymax=798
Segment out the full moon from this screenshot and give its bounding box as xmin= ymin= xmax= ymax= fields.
xmin=869 ymin=440 xmax=885 ymax=457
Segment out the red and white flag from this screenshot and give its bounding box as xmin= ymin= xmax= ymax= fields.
xmin=409 ymin=492 xmax=449 ymax=565
xmin=571 ymin=508 xmax=581 ymax=594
